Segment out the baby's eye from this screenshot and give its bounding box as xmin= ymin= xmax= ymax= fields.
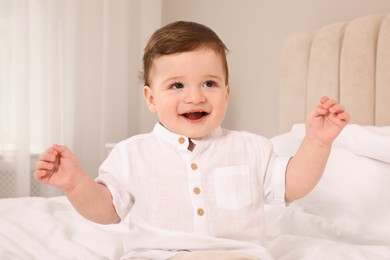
xmin=171 ymin=82 xmax=184 ymax=89
xmin=203 ymin=80 xmax=216 ymax=88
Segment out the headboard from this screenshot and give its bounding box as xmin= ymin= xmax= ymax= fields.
xmin=279 ymin=13 xmax=390 ymax=133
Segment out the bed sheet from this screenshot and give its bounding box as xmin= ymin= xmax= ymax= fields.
xmin=2 ymin=194 xmax=389 ymax=260
xmin=265 ymin=204 xmax=390 ymax=260
xmin=0 ymin=196 xmax=126 ymax=259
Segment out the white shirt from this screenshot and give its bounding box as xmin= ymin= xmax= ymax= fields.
xmin=96 ymin=123 xmax=290 ymax=260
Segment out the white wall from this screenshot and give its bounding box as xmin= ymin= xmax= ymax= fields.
xmin=154 ymin=0 xmax=390 ymax=137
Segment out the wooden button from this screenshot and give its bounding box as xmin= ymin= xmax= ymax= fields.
xmin=191 ymin=163 xmax=198 ymax=170
xmin=178 ymin=137 xmax=185 ymax=144
xmin=197 ymin=208 xmax=204 ymax=216
xmin=193 ymin=187 xmax=201 ymax=194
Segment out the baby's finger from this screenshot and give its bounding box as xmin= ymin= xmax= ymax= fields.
xmin=39 ymin=146 xmax=58 ymax=159
xmin=34 ymin=169 xmax=52 ymax=182
xmin=337 ymin=111 xmax=351 ymax=122
xmin=319 ymin=96 xmax=330 ymax=104
xmin=52 ymin=144 xmax=73 ymax=158
xmin=320 ymin=98 xmax=337 ymax=110
xmin=328 ymin=103 xmax=346 ymax=114
xmin=35 ymin=160 xmax=56 ymax=172
xmin=307 ymin=105 xmax=328 ymax=120
xmin=39 ymin=152 xmax=58 ymax=163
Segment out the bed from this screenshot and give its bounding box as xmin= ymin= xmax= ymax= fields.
xmin=1 ymin=13 xmax=390 ymax=260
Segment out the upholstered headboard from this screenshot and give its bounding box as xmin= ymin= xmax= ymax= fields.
xmin=280 ymin=13 xmax=390 ymax=133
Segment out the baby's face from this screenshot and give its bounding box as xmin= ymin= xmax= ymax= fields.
xmin=144 ymin=48 xmax=230 ymax=139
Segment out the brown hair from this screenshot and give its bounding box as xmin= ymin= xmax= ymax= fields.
xmin=141 ymin=21 xmax=229 ymax=86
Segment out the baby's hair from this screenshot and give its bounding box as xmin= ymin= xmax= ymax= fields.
xmin=141 ymin=21 xmax=229 ymax=86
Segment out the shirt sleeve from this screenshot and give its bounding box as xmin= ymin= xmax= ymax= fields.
xmin=261 ymin=138 xmax=291 ymax=206
xmin=95 ymin=143 xmax=133 ymax=220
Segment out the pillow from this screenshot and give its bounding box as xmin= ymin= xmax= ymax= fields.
xmin=270 ymin=124 xmax=390 ymax=242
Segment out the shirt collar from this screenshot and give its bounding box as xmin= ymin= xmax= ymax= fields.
xmin=152 ymin=122 xmax=224 ymax=151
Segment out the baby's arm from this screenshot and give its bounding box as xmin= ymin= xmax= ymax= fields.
xmin=285 ymin=97 xmax=350 ymax=203
xmin=35 ymin=144 xmax=120 ymax=224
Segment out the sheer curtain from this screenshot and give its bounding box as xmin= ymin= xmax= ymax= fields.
xmin=0 ymin=0 xmax=144 ymax=197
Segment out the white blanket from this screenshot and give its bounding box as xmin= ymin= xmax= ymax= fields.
xmin=0 ymin=196 xmax=126 ymax=259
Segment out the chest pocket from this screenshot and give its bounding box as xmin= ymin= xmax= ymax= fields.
xmin=213 ymin=165 xmax=252 ymax=210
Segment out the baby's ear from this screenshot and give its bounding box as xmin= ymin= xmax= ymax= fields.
xmin=143 ymin=86 xmax=156 ymax=113
xmin=226 ymin=84 xmax=231 ymax=100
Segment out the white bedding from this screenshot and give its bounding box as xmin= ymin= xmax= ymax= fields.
xmin=0 ymin=196 xmax=126 ymax=259
xmin=0 ymin=124 xmax=389 ymax=259
xmin=266 ymin=124 xmax=390 ymax=259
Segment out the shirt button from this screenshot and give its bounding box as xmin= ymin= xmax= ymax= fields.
xmin=191 ymin=163 xmax=198 ymax=170
xmin=193 ymin=187 xmax=201 ymax=194
xmin=197 ymin=208 xmax=205 ymax=216
xmin=178 ymin=137 xmax=185 ymax=144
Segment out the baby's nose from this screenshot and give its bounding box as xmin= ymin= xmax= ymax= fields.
xmin=184 ymin=87 xmax=206 ymax=104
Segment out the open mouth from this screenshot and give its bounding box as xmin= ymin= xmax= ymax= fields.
xmin=182 ymin=111 xmax=209 ymax=120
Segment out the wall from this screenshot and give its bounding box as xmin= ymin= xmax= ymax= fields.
xmin=155 ymin=0 xmax=390 ymax=137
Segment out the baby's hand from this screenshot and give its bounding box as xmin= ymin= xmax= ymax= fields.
xmin=305 ymin=96 xmax=350 ymax=146
xmin=34 ymin=144 xmax=84 ymax=192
